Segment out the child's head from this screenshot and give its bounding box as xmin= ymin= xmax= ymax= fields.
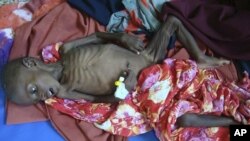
xmin=2 ymin=57 xmax=60 ymax=105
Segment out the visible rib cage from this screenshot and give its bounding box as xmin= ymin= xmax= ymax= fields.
xmin=60 ymin=44 xmax=152 ymax=95
xmin=61 ymin=45 xmax=113 ymax=95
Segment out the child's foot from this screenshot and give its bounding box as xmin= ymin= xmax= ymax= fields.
xmin=196 ymin=56 xmax=230 ymax=69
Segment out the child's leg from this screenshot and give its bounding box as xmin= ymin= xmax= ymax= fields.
xmin=141 ymin=16 xmax=177 ymax=63
xmin=142 ymin=15 xmax=230 ymax=68
xmin=176 ymin=113 xmax=239 ymax=127
xmin=173 ymin=16 xmax=231 ymax=68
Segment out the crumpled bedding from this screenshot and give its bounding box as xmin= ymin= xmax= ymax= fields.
xmin=0 ymin=0 xmax=30 ymax=6
xmin=0 ymin=2 xmax=32 ymax=30
xmin=67 ymin=0 xmax=125 ymax=26
xmin=161 ymin=0 xmax=250 ymax=60
xmin=0 ymin=0 xmax=64 ymax=30
xmin=1 ymin=0 xmax=248 ymax=141
xmin=43 ymin=42 xmax=250 ymax=140
xmin=105 ymin=0 xmax=250 ymax=75
xmin=107 ymin=0 xmax=169 ymax=33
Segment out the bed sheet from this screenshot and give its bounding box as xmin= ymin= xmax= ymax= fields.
xmin=0 ymin=87 xmax=159 ymax=141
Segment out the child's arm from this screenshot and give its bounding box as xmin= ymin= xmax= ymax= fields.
xmin=177 ymin=113 xmax=240 ymax=127
xmin=60 ymin=32 xmax=144 ymax=54
xmin=57 ymin=90 xmax=122 ymax=103
xmin=95 ymin=32 xmax=144 ymax=54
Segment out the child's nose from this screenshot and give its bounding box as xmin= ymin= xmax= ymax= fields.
xmin=47 ymin=87 xmax=57 ymax=97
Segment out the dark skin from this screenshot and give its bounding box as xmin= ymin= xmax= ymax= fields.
xmin=3 ymin=16 xmax=237 ymax=127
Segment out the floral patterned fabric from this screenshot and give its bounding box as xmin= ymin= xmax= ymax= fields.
xmin=44 ymin=43 xmax=250 ymax=141
xmin=0 ymin=0 xmax=29 ymax=6
xmin=42 ymin=42 xmax=62 ymax=63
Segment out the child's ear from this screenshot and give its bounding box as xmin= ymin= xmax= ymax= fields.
xmin=22 ymin=57 xmax=38 ymax=69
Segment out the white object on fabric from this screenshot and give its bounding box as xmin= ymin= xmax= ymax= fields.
xmin=114 ymin=76 xmax=129 ymax=99
xmin=13 ymin=9 xmax=33 ymax=21
xmin=114 ymin=82 xmax=129 ymax=99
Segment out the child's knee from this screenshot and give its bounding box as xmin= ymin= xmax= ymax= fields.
xmin=167 ymin=15 xmax=182 ymax=28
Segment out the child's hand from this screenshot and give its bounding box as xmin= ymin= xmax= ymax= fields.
xmin=120 ymin=33 xmax=144 ymax=54
xmin=124 ymin=69 xmax=137 ymax=92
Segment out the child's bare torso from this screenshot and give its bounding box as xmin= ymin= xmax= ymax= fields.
xmin=61 ymin=44 xmax=150 ymax=95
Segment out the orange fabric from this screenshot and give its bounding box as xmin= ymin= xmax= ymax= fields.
xmin=23 ymin=0 xmax=65 ymax=18
xmin=0 ymin=0 xmax=64 ymax=30
xmin=0 ymin=4 xmax=27 ymax=29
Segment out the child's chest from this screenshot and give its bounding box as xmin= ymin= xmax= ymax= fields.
xmin=60 ymin=45 xmax=146 ymax=95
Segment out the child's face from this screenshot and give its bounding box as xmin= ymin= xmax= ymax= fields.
xmin=4 ymin=60 xmax=61 ymax=105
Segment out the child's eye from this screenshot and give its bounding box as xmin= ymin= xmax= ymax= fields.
xmin=28 ymin=84 xmax=38 ymax=95
xmin=30 ymin=86 xmax=38 ymax=95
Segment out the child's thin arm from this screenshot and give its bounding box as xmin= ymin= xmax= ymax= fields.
xmin=60 ymin=32 xmax=144 ymax=54
xmin=57 ymin=90 xmax=121 ymax=103
xmin=177 ymin=113 xmax=240 ymax=127
xmin=96 ymin=32 xmax=144 ymax=54
xmin=60 ymin=34 xmax=105 ymax=54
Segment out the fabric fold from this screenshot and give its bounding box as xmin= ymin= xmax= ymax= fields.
xmin=161 ymin=0 xmax=250 ymax=60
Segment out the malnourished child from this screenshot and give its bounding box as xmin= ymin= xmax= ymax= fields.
xmin=3 ymin=16 xmax=235 ymax=128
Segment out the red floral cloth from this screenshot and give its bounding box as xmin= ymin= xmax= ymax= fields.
xmin=44 ymin=44 xmax=250 ymax=141
xmin=42 ymin=42 xmax=62 ymax=63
